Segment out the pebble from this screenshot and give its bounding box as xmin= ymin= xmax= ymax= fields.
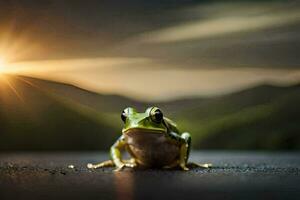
xmin=68 ymin=165 xmax=75 ymax=169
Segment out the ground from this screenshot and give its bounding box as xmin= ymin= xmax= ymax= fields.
xmin=0 ymin=151 xmax=299 ymax=200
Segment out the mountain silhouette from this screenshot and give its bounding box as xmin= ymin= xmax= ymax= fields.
xmin=0 ymin=75 xmax=299 ymax=150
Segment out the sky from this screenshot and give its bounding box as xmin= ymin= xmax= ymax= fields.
xmin=0 ymin=0 xmax=300 ymax=100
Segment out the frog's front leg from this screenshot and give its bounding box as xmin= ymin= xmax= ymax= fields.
xmin=179 ymin=132 xmax=191 ymax=171
xmin=87 ymin=135 xmax=137 ymax=171
xmin=87 ymin=135 xmax=126 ymax=170
xmin=110 ymin=135 xmax=128 ymax=171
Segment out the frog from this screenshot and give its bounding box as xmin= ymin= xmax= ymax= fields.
xmin=87 ymin=106 xmax=211 ymax=171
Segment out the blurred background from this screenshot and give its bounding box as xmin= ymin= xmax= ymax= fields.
xmin=0 ymin=0 xmax=299 ymax=151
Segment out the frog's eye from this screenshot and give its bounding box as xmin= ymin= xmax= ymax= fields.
xmin=121 ymin=110 xmax=127 ymax=123
xmin=121 ymin=107 xmax=136 ymax=122
xmin=150 ymin=108 xmax=163 ymax=123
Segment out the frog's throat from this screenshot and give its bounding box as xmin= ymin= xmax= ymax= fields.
xmin=122 ymin=127 xmax=166 ymax=134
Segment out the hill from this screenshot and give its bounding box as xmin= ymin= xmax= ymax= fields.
xmin=0 ymin=75 xmax=299 ymax=150
xmin=17 ymin=76 xmax=147 ymax=112
xmin=0 ymin=75 xmax=120 ymax=150
xmin=172 ymin=84 xmax=300 ymax=150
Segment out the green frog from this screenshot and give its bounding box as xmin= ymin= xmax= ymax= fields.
xmin=87 ymin=107 xmax=211 ymax=171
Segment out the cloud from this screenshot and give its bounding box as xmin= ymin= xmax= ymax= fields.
xmin=8 ymin=57 xmax=300 ymax=100
xmin=138 ymin=2 xmax=300 ymax=43
xmin=42 ymin=67 xmax=300 ymax=101
xmin=7 ymin=57 xmax=152 ymax=74
xmin=109 ymin=2 xmax=300 ymax=69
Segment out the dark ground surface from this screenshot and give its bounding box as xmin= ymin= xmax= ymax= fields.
xmin=0 ymin=151 xmax=300 ymax=200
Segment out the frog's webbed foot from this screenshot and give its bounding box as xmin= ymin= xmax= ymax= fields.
xmin=113 ymin=159 xmax=137 ymax=171
xmin=188 ymin=162 xmax=212 ymax=169
xmin=87 ymin=160 xmax=114 ymax=169
xmin=123 ymin=158 xmax=138 ymax=168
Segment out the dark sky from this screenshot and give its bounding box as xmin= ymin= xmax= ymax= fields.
xmin=0 ymin=0 xmax=299 ymax=68
xmin=0 ymin=0 xmax=300 ymax=99
xmin=0 ymin=0 xmax=203 ymax=60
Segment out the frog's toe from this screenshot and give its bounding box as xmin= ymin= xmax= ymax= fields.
xmin=180 ymin=164 xmax=190 ymax=171
xmin=201 ymin=163 xmax=212 ymax=168
xmin=87 ymin=163 xmax=94 ymax=169
xmin=182 ymin=166 xmax=190 ymax=171
xmin=114 ymin=164 xmax=125 ymax=172
xmin=189 ymin=162 xmax=212 ymax=168
xmin=125 ymin=163 xmax=137 ymax=168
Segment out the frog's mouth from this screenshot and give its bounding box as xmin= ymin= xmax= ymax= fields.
xmin=123 ymin=128 xmax=166 ymax=136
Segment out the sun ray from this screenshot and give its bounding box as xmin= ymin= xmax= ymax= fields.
xmin=16 ymin=76 xmax=41 ymax=89
xmin=1 ymin=76 xmax=24 ymax=103
xmin=0 ymin=18 xmax=42 ymax=65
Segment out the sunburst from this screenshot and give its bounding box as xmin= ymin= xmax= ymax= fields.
xmin=0 ymin=57 xmax=24 ymax=102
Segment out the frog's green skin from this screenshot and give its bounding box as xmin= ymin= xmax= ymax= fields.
xmin=87 ymin=107 xmax=210 ymax=171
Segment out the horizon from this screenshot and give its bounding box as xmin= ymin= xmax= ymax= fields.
xmin=2 ymin=73 xmax=299 ymax=102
